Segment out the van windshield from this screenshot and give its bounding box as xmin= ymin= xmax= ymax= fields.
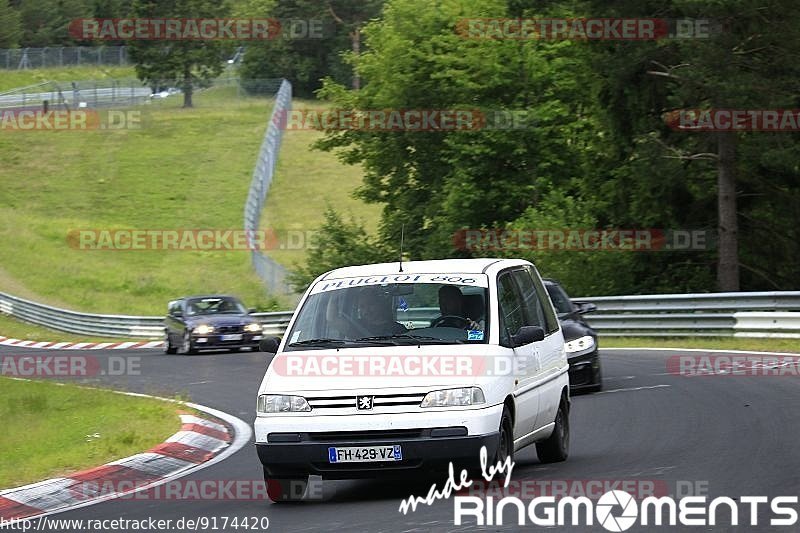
xmin=284 ymin=275 xmax=490 ymax=350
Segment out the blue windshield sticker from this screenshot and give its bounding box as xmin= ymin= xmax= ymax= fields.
xmin=398 ymin=297 xmax=408 ymax=312
xmin=467 ymin=330 xmax=484 ymax=341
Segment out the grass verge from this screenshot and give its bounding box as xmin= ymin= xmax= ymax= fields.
xmin=0 ymin=377 xmax=182 ymax=488
xmin=601 ymin=336 xmax=800 ymax=353
xmin=0 ymin=66 xmax=135 ymax=92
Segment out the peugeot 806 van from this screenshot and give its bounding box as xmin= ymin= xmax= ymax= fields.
xmin=254 ymin=259 xmax=570 ymax=501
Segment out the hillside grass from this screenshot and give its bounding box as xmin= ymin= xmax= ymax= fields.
xmin=0 ymin=86 xmax=281 ymax=314
xmin=0 ymin=64 xmax=379 ymax=317
xmin=260 ymin=99 xmax=380 ymax=268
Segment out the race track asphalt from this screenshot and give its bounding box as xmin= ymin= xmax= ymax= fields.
xmin=1 ymin=344 xmax=798 ymax=532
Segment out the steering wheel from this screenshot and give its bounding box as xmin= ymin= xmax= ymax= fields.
xmin=431 ymin=315 xmax=470 ymax=329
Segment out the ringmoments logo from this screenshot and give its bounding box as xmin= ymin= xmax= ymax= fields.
xmin=397 ymin=448 xmax=800 ymax=529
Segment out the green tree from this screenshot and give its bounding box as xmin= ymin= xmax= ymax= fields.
xmin=18 ymin=0 xmax=92 ymax=46
xmin=238 ymin=0 xmax=382 ymax=97
xmin=0 ymin=1 xmax=22 ymax=48
xmin=316 ymin=0 xmax=602 ymax=259
xmin=128 ymin=0 xmax=231 ymax=108
xmin=583 ymin=0 xmax=800 ymax=290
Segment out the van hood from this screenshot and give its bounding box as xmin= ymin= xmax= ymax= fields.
xmin=259 ymin=344 xmax=502 ymax=395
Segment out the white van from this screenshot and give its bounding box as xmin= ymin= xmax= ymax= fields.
xmin=254 ymin=259 xmax=570 ymax=501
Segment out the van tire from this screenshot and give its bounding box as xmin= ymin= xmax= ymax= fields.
xmin=493 ymin=406 xmax=514 ymax=472
xmin=536 ymin=399 xmax=569 ymax=463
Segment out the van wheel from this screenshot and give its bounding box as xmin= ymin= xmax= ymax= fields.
xmin=536 ymin=399 xmax=569 ymax=463
xmin=265 ymin=472 xmax=308 ymax=503
xmin=493 ymin=407 xmax=514 ymax=471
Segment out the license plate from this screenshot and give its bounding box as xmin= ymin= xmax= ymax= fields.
xmin=328 ymin=445 xmax=402 ymax=463
xmin=221 ymin=334 xmax=242 ymax=341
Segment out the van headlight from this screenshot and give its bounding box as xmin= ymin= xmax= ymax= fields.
xmin=421 ymin=387 xmax=485 ymax=408
xmin=565 ymin=335 xmax=595 ymax=354
xmin=257 ymin=394 xmax=311 ymax=413
xmin=244 ymin=323 xmax=262 ymax=333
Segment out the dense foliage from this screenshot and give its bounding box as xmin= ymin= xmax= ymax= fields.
xmin=6 ymin=0 xmax=798 ymax=295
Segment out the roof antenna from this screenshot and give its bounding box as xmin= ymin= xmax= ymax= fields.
xmin=398 ymin=224 xmax=405 ymax=272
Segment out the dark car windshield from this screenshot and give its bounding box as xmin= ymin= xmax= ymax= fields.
xmin=185 ymin=297 xmax=247 ymax=316
xmin=284 ymin=276 xmax=490 ymax=350
xmin=545 ymin=283 xmax=574 ymax=315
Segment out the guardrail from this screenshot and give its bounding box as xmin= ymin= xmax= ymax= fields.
xmin=0 ymin=291 xmax=293 ymax=339
xmin=1 ymin=290 xmax=799 ymax=340
xmin=582 ymin=291 xmax=800 ymax=338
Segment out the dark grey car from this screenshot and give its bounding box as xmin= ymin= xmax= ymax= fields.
xmin=164 ymin=295 xmax=264 ymax=355
xmin=544 ymin=279 xmax=602 ymax=392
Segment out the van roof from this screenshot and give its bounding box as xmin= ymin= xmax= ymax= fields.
xmin=320 ymin=258 xmax=527 ymax=280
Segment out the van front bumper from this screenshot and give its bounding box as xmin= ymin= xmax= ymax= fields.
xmin=254 ymin=405 xmax=503 ymax=479
xmin=256 ymin=431 xmax=500 ymax=479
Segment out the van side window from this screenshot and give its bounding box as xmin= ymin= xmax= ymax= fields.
xmin=497 ymin=273 xmax=526 ymax=346
xmin=526 ymin=267 xmax=559 ymax=334
xmin=511 ymin=269 xmax=546 ymax=330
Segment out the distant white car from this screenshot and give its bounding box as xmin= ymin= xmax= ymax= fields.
xmin=254 ymin=258 xmax=570 ymax=502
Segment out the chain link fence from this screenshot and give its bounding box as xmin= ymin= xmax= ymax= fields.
xmin=0 ymin=46 xmax=130 ymax=70
xmin=244 ymin=79 xmax=292 ymax=295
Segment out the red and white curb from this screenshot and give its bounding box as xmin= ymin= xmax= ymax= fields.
xmin=0 ymin=336 xmax=163 ymax=350
xmin=0 ymin=401 xmax=251 ymax=524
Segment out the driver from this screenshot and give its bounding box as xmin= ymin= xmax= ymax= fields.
xmin=358 ymin=289 xmax=407 ymax=336
xmin=436 ymin=285 xmax=482 ymax=330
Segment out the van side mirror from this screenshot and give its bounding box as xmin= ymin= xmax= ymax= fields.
xmin=259 ymin=336 xmax=281 ymax=353
xmin=248 ymin=308 xmax=257 ymax=314
xmin=511 ymin=326 xmax=545 ymax=347
xmin=172 ymin=309 xmax=182 ymax=317
xmin=574 ymin=302 xmax=597 ymax=315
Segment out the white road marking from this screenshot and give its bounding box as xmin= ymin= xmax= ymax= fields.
xmin=596 ymin=384 xmax=672 ymax=394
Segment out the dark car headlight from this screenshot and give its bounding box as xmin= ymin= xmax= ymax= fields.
xmin=244 ymin=323 xmax=262 ymax=333
xmin=565 ymin=335 xmax=595 ymax=354
xmin=194 ymin=324 xmax=214 ymax=335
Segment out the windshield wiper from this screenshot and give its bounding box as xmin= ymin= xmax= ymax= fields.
xmin=356 ymin=334 xmax=464 ymax=344
xmin=288 ymin=337 xmax=396 ymax=347
xmin=288 ymin=338 xmax=347 ymax=347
